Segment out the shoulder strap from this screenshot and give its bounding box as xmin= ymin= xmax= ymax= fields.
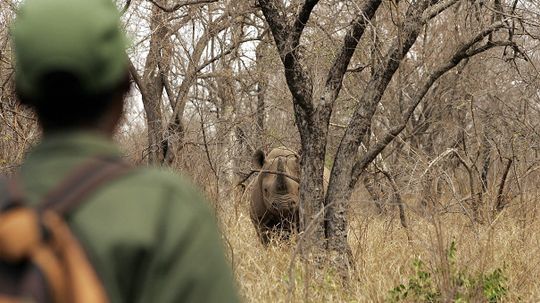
xmin=38 ymin=157 xmax=132 ymax=215
xmin=0 ymin=176 xmax=25 ymax=212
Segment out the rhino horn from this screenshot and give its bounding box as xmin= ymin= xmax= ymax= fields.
xmin=275 ymin=158 xmax=287 ymax=193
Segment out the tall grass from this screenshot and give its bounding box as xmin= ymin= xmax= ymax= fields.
xmin=220 ymin=194 xmax=540 ymax=302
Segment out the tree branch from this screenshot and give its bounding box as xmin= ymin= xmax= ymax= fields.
xmin=195 ymin=36 xmax=262 ymax=74
xmin=350 ymin=24 xmax=513 ymax=184
xmin=329 ymin=0 xmax=432 ymax=184
xmin=166 ymin=13 xmax=232 ymax=133
xmin=257 ymin=0 xmax=289 ymax=47
xmin=422 ymin=0 xmax=459 ymax=21
xmin=376 ymin=165 xmax=409 ymax=233
xmin=128 ymin=59 xmax=151 ymax=105
xmin=323 ymin=0 xmax=382 ymax=104
xmin=290 ymin=0 xmax=320 ymax=48
xmin=257 ymin=0 xmax=315 ymax=117
xmin=495 ymin=158 xmax=513 ymax=212
xmin=121 ymin=0 xmax=132 ymax=14
xmin=148 ymin=0 xmax=218 ymax=12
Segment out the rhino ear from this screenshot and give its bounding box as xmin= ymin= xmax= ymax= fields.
xmin=253 ymin=149 xmax=265 ymax=169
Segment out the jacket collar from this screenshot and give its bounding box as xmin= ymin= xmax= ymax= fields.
xmin=25 ymin=130 xmax=121 ymax=162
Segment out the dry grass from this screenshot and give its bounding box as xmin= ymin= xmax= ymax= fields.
xmin=219 ymin=194 xmax=540 ymax=302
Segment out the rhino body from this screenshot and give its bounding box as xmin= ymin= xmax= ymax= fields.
xmin=250 ymin=147 xmax=328 ymax=245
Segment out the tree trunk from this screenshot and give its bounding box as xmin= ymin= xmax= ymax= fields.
xmin=298 ymin=132 xmax=327 ymax=256
xmin=325 ymin=0 xmax=431 ymax=256
xmin=140 ymin=3 xmax=171 ymax=164
xmin=255 ymin=39 xmax=268 ymax=147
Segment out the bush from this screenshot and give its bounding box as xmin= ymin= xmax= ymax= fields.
xmin=388 ymin=241 xmax=507 ymax=302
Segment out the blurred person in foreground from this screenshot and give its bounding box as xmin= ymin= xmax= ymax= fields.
xmin=8 ymin=0 xmax=239 ymax=302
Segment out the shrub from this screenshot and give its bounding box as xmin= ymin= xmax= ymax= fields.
xmin=388 ymin=241 xmax=507 ymax=303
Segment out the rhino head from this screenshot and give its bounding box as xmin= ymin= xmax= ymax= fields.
xmin=252 ymin=147 xmax=300 ymax=217
xmin=250 ymin=147 xmax=330 ymax=244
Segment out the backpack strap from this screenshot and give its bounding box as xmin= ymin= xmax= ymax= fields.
xmin=38 ymin=157 xmax=131 ymax=303
xmin=38 ymin=157 xmax=132 ymax=215
xmin=39 ymin=157 xmax=131 ymax=303
xmin=0 ymin=176 xmax=25 ymax=212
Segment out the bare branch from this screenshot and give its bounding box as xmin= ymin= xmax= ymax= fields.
xmin=495 ymin=158 xmax=513 ymax=212
xmin=346 ymin=64 xmax=369 ymax=73
xmin=422 ymin=0 xmax=459 ymax=21
xmin=290 ymin=0 xmax=320 ymax=48
xmin=148 ymin=0 xmax=218 ymax=12
xmin=350 ymin=22 xmax=513 ymax=184
xmin=323 ymin=0 xmax=382 ymax=102
xmin=376 ymin=165 xmax=410 ymax=234
xmin=197 ymin=104 xmax=218 ymax=178
xmin=196 ymin=36 xmax=262 ymax=74
xmin=329 ymin=0 xmax=432 ymax=187
xmin=0 ymin=106 xmax=35 ymax=121
xmin=166 ymin=13 xmax=233 ymax=135
xmin=128 ymin=59 xmax=150 ymax=104
xmin=257 ymin=0 xmax=289 ymax=47
xmin=121 ymin=0 xmax=132 ymax=14
xmin=257 ymin=0 xmax=315 ymax=117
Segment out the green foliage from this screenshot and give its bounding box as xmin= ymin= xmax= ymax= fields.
xmin=387 ymin=241 xmax=507 ymax=303
xmin=388 ymin=259 xmax=440 ymax=302
xmin=483 ymin=268 xmax=508 ymax=303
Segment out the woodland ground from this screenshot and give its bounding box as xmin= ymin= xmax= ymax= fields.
xmin=219 ymin=190 xmax=540 ymax=302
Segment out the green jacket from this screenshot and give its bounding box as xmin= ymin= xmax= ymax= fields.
xmin=16 ymin=131 xmax=239 ymax=303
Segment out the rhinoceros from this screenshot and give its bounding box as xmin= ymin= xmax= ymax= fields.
xmin=250 ymin=147 xmax=329 ymax=244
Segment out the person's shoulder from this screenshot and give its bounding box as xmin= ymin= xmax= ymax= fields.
xmin=119 ymin=165 xmax=208 ymax=209
xmin=124 ymin=166 xmax=186 ymax=186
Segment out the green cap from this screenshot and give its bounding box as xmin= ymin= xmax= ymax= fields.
xmin=11 ymin=0 xmax=128 ymax=99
